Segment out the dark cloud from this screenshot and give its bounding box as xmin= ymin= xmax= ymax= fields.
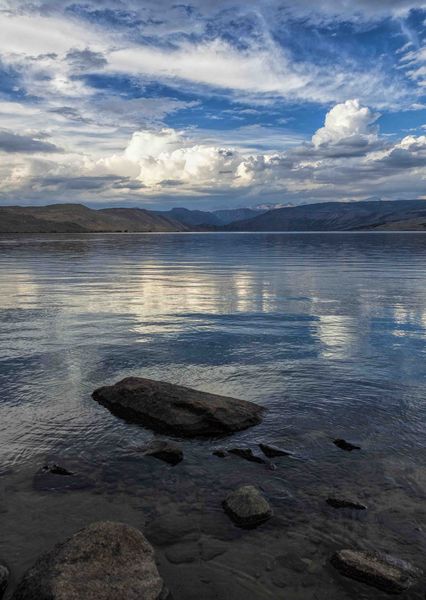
xmin=48 ymin=106 xmax=93 ymax=124
xmin=65 ymin=48 xmax=108 ymax=71
xmin=38 ymin=175 xmax=142 ymax=191
xmin=0 ymin=130 xmax=60 ymax=153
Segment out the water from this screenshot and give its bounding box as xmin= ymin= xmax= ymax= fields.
xmin=1 ymin=232 xmax=426 ymax=599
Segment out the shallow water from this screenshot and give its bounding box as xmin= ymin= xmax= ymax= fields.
xmin=1 ymin=232 xmax=426 ymax=599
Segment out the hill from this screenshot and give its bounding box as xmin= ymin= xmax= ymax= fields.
xmin=0 ymin=204 xmax=188 ymax=233
xmin=155 ymin=206 xmax=265 ymax=227
xmin=225 ymin=200 xmax=426 ymax=231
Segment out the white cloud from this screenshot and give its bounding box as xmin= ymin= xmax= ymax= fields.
xmin=3 ymin=98 xmax=426 ymax=206
xmin=108 ymin=39 xmax=307 ymax=99
xmin=312 ymin=99 xmax=380 ymax=147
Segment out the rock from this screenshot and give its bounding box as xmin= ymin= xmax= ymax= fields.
xmin=12 ymin=521 xmax=168 ymax=600
xmin=92 ymin=377 xmax=264 ymax=437
xmin=213 ymin=449 xmax=228 ymax=458
xmin=333 ymin=439 xmax=361 ymax=451
xmin=223 ymin=485 xmax=273 ymax=527
xmin=143 ymin=440 xmax=183 ymax=465
xmin=33 ymin=464 xmax=94 ymax=492
xmin=327 ymin=497 xmax=367 ymax=510
xmin=258 ymin=443 xmax=293 ymax=458
xmin=228 ymin=448 xmax=266 ymax=464
xmin=331 ymin=549 xmax=421 ymax=593
xmin=0 ymin=564 xmax=9 ymax=599
xmin=42 ymin=463 xmax=74 ymax=476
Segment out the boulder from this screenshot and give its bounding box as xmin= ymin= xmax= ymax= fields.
xmin=228 ymin=448 xmax=266 ymax=464
xmin=143 ymin=440 xmax=183 ymax=466
xmin=93 ymin=377 xmax=264 ymax=437
xmin=258 ymin=443 xmax=293 ymax=458
xmin=0 ymin=564 xmax=9 ymax=599
xmin=327 ymin=497 xmax=367 ymax=510
xmin=333 ymin=439 xmax=361 ymax=451
xmin=12 ymin=521 xmax=168 ymax=600
xmin=223 ymin=485 xmax=273 ymax=527
xmin=331 ymin=549 xmax=421 ymax=593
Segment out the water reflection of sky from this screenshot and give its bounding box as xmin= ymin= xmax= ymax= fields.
xmin=3 ymin=234 xmax=426 ymax=599
xmin=1 ymin=233 xmax=426 ymax=467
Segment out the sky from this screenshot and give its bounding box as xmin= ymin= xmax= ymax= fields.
xmin=1 ymin=1 xmax=426 ymax=209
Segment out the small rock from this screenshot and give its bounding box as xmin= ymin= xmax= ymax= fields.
xmin=223 ymin=485 xmax=273 ymax=527
xmin=93 ymin=377 xmax=264 ymax=437
xmin=33 ymin=464 xmax=94 ymax=492
xmin=11 ymin=521 xmax=167 ymax=600
xmin=259 ymin=443 xmax=293 ymax=458
xmin=0 ymin=564 xmax=9 ymax=599
xmin=228 ymin=448 xmax=266 ymax=464
xmin=42 ymin=463 xmax=74 ymax=476
xmin=143 ymin=440 xmax=183 ymax=466
xmin=213 ymin=449 xmax=228 ymax=458
xmin=333 ymin=439 xmax=361 ymax=451
xmin=327 ymin=497 xmax=367 ymax=510
xmin=331 ymin=549 xmax=421 ymax=593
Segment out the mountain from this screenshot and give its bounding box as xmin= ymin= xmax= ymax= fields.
xmin=225 ymin=200 xmax=426 ymax=231
xmin=212 ymin=208 xmax=265 ymax=224
xmin=0 ymin=204 xmax=188 ymax=233
xmin=154 ymin=207 xmax=222 ymax=227
xmin=155 ymin=206 xmax=266 ymax=227
xmin=3 ymin=200 xmax=426 ymax=234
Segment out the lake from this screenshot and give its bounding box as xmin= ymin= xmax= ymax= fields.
xmin=1 ymin=232 xmax=426 ymax=599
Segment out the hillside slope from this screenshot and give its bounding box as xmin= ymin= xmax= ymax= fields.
xmin=226 ymin=200 xmax=426 ymax=231
xmin=0 ymin=204 xmax=188 ymax=233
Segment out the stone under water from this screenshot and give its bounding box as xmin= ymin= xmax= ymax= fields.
xmin=223 ymin=485 xmax=273 ymax=527
xmin=331 ymin=549 xmax=421 ymax=593
xmin=11 ymin=521 xmax=168 ymax=600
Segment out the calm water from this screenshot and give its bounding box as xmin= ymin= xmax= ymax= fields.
xmin=1 ymin=232 xmax=426 ymax=599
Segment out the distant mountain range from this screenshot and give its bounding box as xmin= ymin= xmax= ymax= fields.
xmin=154 ymin=206 xmax=265 ymax=226
xmin=225 ymin=199 xmax=426 ymax=232
xmin=1 ymin=200 xmax=426 ymax=233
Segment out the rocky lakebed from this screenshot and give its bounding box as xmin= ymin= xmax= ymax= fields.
xmin=1 ymin=377 xmax=426 ymax=599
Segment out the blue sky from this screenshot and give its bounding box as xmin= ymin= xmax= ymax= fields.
xmin=0 ymin=1 xmax=426 ymax=209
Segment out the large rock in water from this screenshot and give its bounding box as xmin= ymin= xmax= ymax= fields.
xmin=331 ymin=549 xmax=421 ymax=593
xmin=12 ymin=522 xmax=168 ymax=600
xmin=92 ymin=377 xmax=264 ymax=437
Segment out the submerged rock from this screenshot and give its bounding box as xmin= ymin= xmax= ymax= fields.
xmin=331 ymin=549 xmax=421 ymax=593
xmin=333 ymin=439 xmax=361 ymax=452
xmin=258 ymin=443 xmax=293 ymax=458
xmin=33 ymin=464 xmax=94 ymax=492
xmin=223 ymin=485 xmax=273 ymax=527
xmin=143 ymin=440 xmax=183 ymax=465
xmin=42 ymin=463 xmax=73 ymax=476
xmin=327 ymin=497 xmax=367 ymax=510
xmin=228 ymin=448 xmax=266 ymax=464
xmin=212 ymin=449 xmax=228 ymax=458
xmin=93 ymin=377 xmax=264 ymax=437
xmin=0 ymin=564 xmax=9 ymax=599
xmin=12 ymin=521 xmax=168 ymax=600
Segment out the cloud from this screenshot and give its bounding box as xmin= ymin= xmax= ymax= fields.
xmin=0 ymin=130 xmax=60 ymax=153
xmin=3 ymin=98 xmax=426 ymax=206
xmin=312 ymin=99 xmax=380 ymax=147
xmin=65 ymin=48 xmax=108 ymax=71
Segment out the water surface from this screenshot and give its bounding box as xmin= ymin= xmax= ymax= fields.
xmin=1 ymin=233 xmax=426 ymax=599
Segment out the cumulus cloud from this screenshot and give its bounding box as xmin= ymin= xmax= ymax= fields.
xmin=312 ymin=100 xmax=380 ymax=147
xmin=0 ymin=0 xmax=425 ymax=206
xmin=3 ymin=98 xmax=425 ymax=206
